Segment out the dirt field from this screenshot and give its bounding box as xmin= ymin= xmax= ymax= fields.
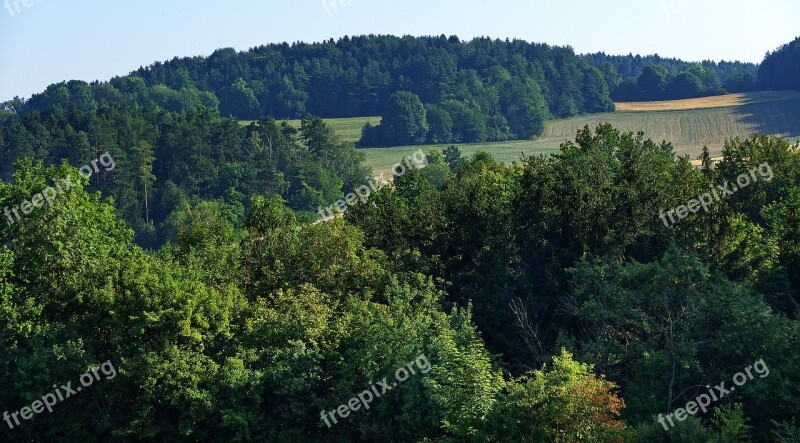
xmin=615 ymin=90 xmax=800 ymax=112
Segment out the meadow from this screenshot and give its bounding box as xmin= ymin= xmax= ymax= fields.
xmin=271 ymin=91 xmax=800 ymax=175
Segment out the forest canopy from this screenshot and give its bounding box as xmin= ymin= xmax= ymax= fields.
xmin=1 ymin=123 xmax=800 ymax=441
xmin=2 ymin=35 xmax=767 ymax=148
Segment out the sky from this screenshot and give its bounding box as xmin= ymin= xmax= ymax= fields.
xmin=1 ymin=0 xmax=798 ymax=102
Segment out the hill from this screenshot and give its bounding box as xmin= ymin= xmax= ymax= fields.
xmin=338 ymin=92 xmax=800 ymax=174
xmin=12 ymin=35 xmax=762 ymax=150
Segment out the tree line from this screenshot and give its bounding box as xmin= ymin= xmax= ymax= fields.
xmin=583 ymin=52 xmax=760 ymax=99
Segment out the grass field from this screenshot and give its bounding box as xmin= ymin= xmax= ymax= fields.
xmin=360 ymin=139 xmax=564 ymax=177
xmin=241 ymin=116 xmax=380 ymax=143
xmin=540 ymin=97 xmax=800 ymax=156
xmin=365 ymin=93 xmax=800 ymax=174
xmin=255 ymin=92 xmax=800 ymax=176
xmin=276 ymin=116 xmax=382 ymax=143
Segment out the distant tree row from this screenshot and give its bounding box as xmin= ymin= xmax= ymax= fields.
xmin=359 ymin=79 xmax=552 ymax=146
xmin=582 ymin=52 xmax=757 ymax=87
xmin=6 ymin=35 xmax=799 ymax=150
xmin=583 ymin=53 xmax=761 ymax=101
xmin=611 ymin=63 xmax=728 ymax=101
xmin=592 ymin=36 xmax=800 ymax=102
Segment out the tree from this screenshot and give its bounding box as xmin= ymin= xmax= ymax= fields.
xmin=763 ymin=188 xmax=800 ymax=309
xmin=425 ymin=103 xmax=454 ymax=144
xmin=582 ymin=66 xmax=615 ymax=113
xmin=442 ymin=99 xmax=487 ymax=143
xmin=219 ymin=78 xmax=261 ymax=119
xmin=421 ymin=149 xmax=451 ymax=188
xmin=381 ymin=91 xmax=429 ymax=145
xmin=724 ymin=73 xmax=757 ymax=93
xmin=486 ymin=350 xmax=628 ymax=442
xmin=500 ymin=78 xmax=550 ymax=138
xmin=686 ymin=63 xmax=722 ymax=93
xmin=130 ymin=141 xmax=156 ymax=224
xmin=612 ymin=78 xmax=642 ymax=102
xmin=300 ymin=115 xmax=369 ymax=192
xmin=443 ymin=145 xmax=465 ymax=171
xmin=668 ymin=72 xmax=704 ymax=99
xmin=638 ymin=65 xmax=670 ymax=100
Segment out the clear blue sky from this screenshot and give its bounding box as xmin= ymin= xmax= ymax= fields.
xmin=1 ymin=0 xmax=798 ymax=101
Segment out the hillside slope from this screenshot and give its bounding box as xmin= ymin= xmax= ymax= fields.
xmin=356 ymin=92 xmax=800 ymax=174
xmin=540 ymin=93 xmax=800 ymax=156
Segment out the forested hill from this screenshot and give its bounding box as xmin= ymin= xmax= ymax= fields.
xmin=18 ymin=35 xmax=616 ymax=122
xmin=12 ymin=35 xmax=757 ymax=125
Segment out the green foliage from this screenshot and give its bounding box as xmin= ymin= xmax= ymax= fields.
xmin=487 ymin=349 xmax=628 ymax=442
xmin=616 ymin=62 xmax=730 ymax=101
xmin=421 ymin=150 xmax=451 ymax=189
xmin=219 ymin=78 xmax=261 ymax=119
xmin=758 ymin=36 xmax=800 ymax=91
xmin=441 ymin=99 xmax=487 ymax=143
xmin=425 ymin=103 xmax=454 ymax=144
xmin=763 ymin=188 xmax=800 ymax=310
xmin=427 ymin=305 xmax=505 ymax=440
xmin=631 ymin=415 xmax=714 ymax=443
xmin=382 ymin=91 xmax=429 ymax=145
xmin=772 ymin=420 xmax=800 ymax=442
xmin=22 ymin=36 xmax=622 ymax=123
xmin=0 ymin=106 xmax=366 ymax=247
xmin=500 ymin=77 xmax=550 ymax=138
xmin=2 ymin=121 xmax=799 ymax=441
xmin=0 ymin=162 xmax=510 ymax=441
xmin=631 ymin=405 xmax=751 ymax=443
xmin=347 ymin=125 xmax=800 ymax=440
xmin=638 ymin=65 xmax=671 ymax=100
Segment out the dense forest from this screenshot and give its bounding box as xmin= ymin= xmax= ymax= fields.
xmin=2 ymin=35 xmax=764 ymax=148
xmin=2 ymin=122 xmax=800 ymax=441
xmin=2 ymin=33 xmax=800 ymax=441
xmin=758 ymin=36 xmax=800 ymax=92
xmin=0 ymin=105 xmax=369 ymax=247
